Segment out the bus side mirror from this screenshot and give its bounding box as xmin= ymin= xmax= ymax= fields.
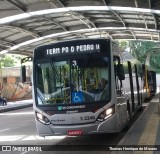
xmin=117 ymin=64 xmax=125 ymax=80
xmin=21 ymin=65 xmax=26 ymax=82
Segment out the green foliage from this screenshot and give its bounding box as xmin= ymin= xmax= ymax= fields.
xmin=0 ymin=56 xmax=15 ymax=67
xmin=118 ymin=40 xmax=160 ymax=73
xmin=0 ymin=54 xmax=24 ymax=68
xmin=118 ymin=40 xmax=129 ymax=51
xmin=129 ymin=41 xmax=160 ymax=73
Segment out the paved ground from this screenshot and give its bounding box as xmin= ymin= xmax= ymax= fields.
xmin=111 ymin=94 xmax=160 ymax=154
xmin=0 ymin=95 xmax=160 ymax=153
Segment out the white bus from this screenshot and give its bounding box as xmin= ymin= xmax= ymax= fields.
xmin=21 ymin=39 xmax=148 ymax=136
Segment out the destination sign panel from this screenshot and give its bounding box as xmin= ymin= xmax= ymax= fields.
xmin=45 ymin=44 xmax=100 ymax=56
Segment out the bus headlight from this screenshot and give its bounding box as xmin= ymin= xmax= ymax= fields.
xmin=97 ymin=105 xmax=115 ymax=122
xmin=36 ymin=112 xmax=51 ymax=125
xmin=37 ymin=112 xmax=43 ymax=120
xmin=106 ymin=108 xmax=113 ymax=115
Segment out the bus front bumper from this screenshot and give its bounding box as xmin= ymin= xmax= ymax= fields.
xmin=36 ymin=114 xmax=118 ymax=137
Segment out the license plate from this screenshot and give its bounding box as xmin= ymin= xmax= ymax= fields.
xmin=67 ymin=130 xmax=83 ymax=136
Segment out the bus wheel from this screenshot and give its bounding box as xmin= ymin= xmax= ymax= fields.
xmin=123 ymin=102 xmax=131 ymax=131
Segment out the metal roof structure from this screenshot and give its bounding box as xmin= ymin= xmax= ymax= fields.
xmin=0 ymin=0 xmax=160 ymax=56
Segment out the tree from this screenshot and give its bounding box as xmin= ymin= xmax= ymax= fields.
xmin=118 ymin=40 xmax=160 ymax=73
xmin=118 ymin=40 xmax=129 ymax=51
xmin=129 ymin=41 xmax=160 ymax=73
xmin=0 ymin=54 xmax=25 ymax=68
xmin=0 ymin=55 xmax=15 ymax=68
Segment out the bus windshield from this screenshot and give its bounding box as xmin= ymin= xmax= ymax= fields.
xmin=35 ymin=54 xmax=110 ymax=106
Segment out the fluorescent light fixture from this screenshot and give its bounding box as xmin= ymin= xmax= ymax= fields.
xmin=1 ymin=26 xmax=160 ymax=54
xmin=0 ymin=6 xmax=159 ymax=53
xmin=0 ymin=13 xmax=31 ymax=24
xmin=0 ymin=50 xmax=8 ymax=54
xmin=9 ymin=37 xmax=45 ymax=50
xmin=29 ymin=8 xmax=70 ymax=16
xmin=0 ymin=6 xmax=160 ymax=24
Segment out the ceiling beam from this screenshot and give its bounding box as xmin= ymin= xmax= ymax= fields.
xmin=0 ymin=38 xmax=16 ymax=46
xmin=134 ymin=0 xmax=138 ymax=7
xmin=110 ymin=11 xmax=137 ymax=39
xmin=0 ymin=43 xmax=11 ymax=48
xmin=140 ymin=14 xmax=148 ymax=29
xmin=45 ymin=0 xmax=98 ymax=37
xmin=102 ymin=0 xmax=110 ymax=6
xmin=0 ymin=25 xmax=40 ymax=38
xmin=111 ymin=11 xmax=126 ymax=27
xmin=9 ymin=49 xmax=32 ymax=56
xmin=73 ymin=32 xmax=86 ymax=39
xmin=43 ymin=17 xmax=68 ymax=31
xmin=46 ymin=0 xmax=96 ymax=29
xmin=46 ymin=0 xmax=65 ymax=8
xmin=41 ymin=38 xmax=59 ymax=44
xmin=148 ymin=0 xmax=158 ymax=30
xmin=71 ymin=12 xmax=96 ymax=29
xmin=103 ymin=0 xmax=136 ymax=40
xmin=103 ymin=0 xmax=126 ymax=28
xmin=6 ymin=0 xmax=27 ymax=12
xmin=43 ymin=16 xmax=87 ymax=39
xmin=150 ymin=33 xmax=153 ymax=40
xmin=103 ymin=1 xmax=137 ymax=40
xmin=148 ymin=0 xmax=151 ymax=8
xmin=152 ymin=15 xmax=158 ymax=30
xmin=102 ymin=31 xmax=113 ymax=40
xmin=130 ymin=30 xmax=136 ymax=40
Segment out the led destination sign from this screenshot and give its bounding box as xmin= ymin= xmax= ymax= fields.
xmin=46 ymin=44 xmax=100 ymax=56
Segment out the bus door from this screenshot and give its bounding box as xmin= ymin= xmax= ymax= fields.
xmin=134 ymin=65 xmax=141 ymax=106
xmin=128 ymin=61 xmax=135 ymax=112
xmin=114 ymin=56 xmax=126 ymax=127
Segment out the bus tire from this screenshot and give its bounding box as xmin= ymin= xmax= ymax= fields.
xmin=122 ymin=102 xmax=131 ymax=131
xmin=123 ymin=101 xmax=131 ymax=131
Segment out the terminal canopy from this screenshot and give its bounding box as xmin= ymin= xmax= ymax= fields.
xmin=0 ymin=0 xmax=160 ymax=56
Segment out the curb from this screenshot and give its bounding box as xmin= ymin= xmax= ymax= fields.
xmin=0 ymin=104 xmax=33 ymax=113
